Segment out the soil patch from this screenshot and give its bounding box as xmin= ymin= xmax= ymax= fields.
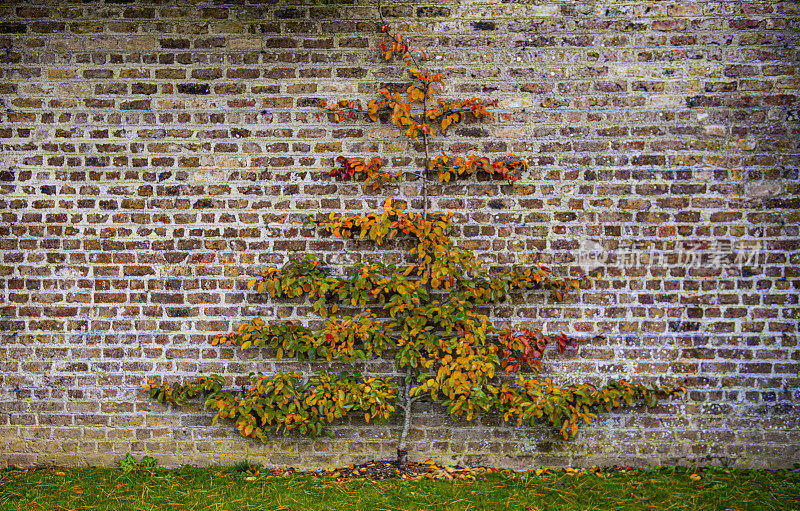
xmin=295 ymin=459 xmax=485 ymax=481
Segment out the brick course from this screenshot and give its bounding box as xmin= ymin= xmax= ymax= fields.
xmin=0 ymin=0 xmax=798 ymax=469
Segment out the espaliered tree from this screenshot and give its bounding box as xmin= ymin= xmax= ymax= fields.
xmin=144 ymin=25 xmax=685 ymax=464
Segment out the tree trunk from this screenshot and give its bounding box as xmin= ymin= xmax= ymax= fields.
xmin=396 ymin=371 xmax=415 ymax=464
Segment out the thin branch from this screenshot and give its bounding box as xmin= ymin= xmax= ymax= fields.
xmin=377 ymin=0 xmax=385 ymax=26
xmin=422 ymin=133 xmax=429 ymax=219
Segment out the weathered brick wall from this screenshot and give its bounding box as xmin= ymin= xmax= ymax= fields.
xmin=1 ymin=0 xmax=798 ymax=469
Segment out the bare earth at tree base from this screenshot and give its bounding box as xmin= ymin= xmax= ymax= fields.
xmin=291 ymin=457 xmax=485 ymax=481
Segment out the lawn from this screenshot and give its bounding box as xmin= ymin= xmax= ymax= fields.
xmin=1 ymin=462 xmax=798 ymax=510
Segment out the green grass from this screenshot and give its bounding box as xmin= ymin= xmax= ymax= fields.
xmin=1 ymin=464 xmax=798 ymax=510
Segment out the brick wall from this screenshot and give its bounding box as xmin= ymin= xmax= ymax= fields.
xmin=1 ymin=0 xmax=798 ymax=469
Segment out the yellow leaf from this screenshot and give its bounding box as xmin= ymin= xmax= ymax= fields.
xmin=277 ymin=348 xmax=284 ymax=361
xmin=247 ymin=278 xmax=257 ymax=289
